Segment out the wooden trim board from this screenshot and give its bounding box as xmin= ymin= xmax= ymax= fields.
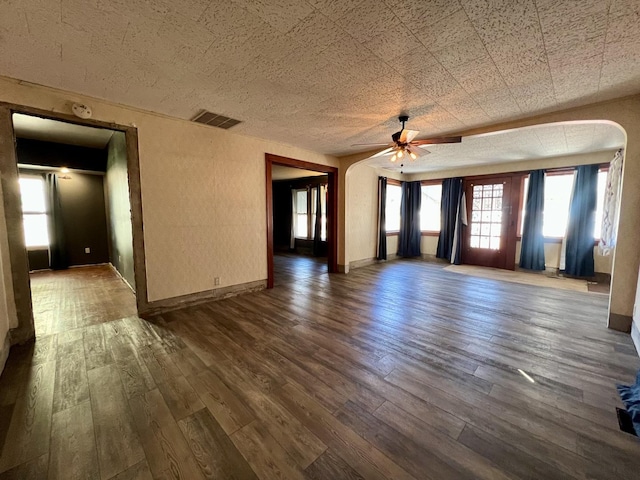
xmin=0 ymin=102 xmax=149 ymax=342
xmin=265 ymin=154 xmax=339 ymax=289
xmin=141 ymin=279 xmax=267 ymax=317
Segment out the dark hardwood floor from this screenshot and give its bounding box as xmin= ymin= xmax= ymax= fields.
xmin=0 ymin=259 xmax=639 ymax=479
xmin=273 ymin=252 xmax=327 ymax=286
xmin=30 ymin=265 xmax=137 ymax=336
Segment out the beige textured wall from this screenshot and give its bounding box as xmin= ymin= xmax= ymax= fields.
xmin=346 ymin=163 xmax=378 ymax=264
xmin=345 ymin=163 xmax=403 ymax=266
xmin=0 ymin=77 xmax=339 ymax=302
xmin=0 ymin=177 xmax=16 ymax=375
xmin=421 ymin=235 xmax=439 ymax=256
xmin=387 ymin=235 xmax=398 ymax=256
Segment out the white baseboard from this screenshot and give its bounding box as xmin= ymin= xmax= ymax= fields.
xmin=108 ymin=263 xmax=135 ymax=293
xmin=632 ymin=321 xmax=640 ymax=358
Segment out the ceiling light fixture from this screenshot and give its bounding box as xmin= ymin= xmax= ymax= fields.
xmin=60 ymin=167 xmax=70 ymax=173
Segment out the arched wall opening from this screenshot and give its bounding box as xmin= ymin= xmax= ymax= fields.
xmin=339 ymin=94 xmax=640 ymax=334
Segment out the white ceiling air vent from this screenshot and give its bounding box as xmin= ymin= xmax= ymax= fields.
xmin=192 ymin=111 xmax=242 ymax=129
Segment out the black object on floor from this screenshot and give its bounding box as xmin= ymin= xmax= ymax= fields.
xmin=616 ymin=407 xmax=638 ymax=436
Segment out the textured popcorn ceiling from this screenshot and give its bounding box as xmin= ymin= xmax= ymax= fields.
xmin=1 ymin=0 xmax=638 ymax=156
xmin=365 ymin=122 xmax=626 ymax=173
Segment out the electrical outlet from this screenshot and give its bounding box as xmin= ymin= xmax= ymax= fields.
xmin=85 ymin=247 xmax=91 ymax=254
xmin=214 ymin=277 xmax=220 ymax=286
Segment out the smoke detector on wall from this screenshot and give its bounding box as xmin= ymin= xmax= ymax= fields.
xmin=72 ymin=103 xmax=92 ymax=119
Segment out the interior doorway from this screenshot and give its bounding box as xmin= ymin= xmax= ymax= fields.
xmin=11 ymin=113 xmax=138 ymax=335
xmin=265 ymin=154 xmax=338 ymax=288
xmin=0 ymin=103 xmax=148 ymax=343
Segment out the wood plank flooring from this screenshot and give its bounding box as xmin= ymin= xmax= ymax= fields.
xmin=1 ymin=258 xmax=639 ymax=479
xmin=30 ymin=265 xmax=137 ymax=336
xmin=273 ymin=253 xmax=327 ymax=286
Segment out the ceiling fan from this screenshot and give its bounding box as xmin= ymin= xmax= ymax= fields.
xmin=353 ymin=115 xmax=462 ymax=163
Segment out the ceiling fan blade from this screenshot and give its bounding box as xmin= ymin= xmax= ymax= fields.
xmin=371 ymin=147 xmax=396 ymax=158
xmin=399 ymin=129 xmax=419 ymax=143
xmin=407 ymin=145 xmax=430 ymax=158
xmin=410 ymin=136 xmax=462 ymax=145
xmin=351 ymin=143 xmax=394 ymax=147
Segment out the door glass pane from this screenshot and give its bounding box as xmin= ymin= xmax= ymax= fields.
xmin=469 ymin=182 xmax=504 ymax=251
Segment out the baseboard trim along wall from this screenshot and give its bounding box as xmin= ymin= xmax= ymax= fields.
xmin=0 ymin=334 xmax=10 ymax=378
xmin=141 ymin=279 xmax=267 ymax=317
xmin=108 ymin=262 xmax=135 ymax=293
xmin=632 ymin=321 xmax=640 ymax=357
xmin=609 ymin=312 xmax=632 ymax=333
xmin=349 ymin=253 xmax=398 ymax=271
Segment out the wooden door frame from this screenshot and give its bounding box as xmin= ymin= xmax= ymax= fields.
xmin=0 ymin=102 xmax=148 ymax=343
xmin=265 ymin=153 xmax=338 ymax=288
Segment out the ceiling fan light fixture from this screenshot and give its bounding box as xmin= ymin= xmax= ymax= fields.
xmin=409 ymin=150 xmax=417 ymax=160
xmin=398 ymin=150 xmax=403 ymax=159
xmin=390 ymin=153 xmax=397 ymax=162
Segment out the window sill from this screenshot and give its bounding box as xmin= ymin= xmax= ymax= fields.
xmin=516 ymin=236 xmax=602 ymax=246
xmin=421 ymin=231 xmax=440 ymax=237
xmin=386 ymin=231 xmax=399 ymax=236
xmin=26 ymin=246 xmax=49 ymax=251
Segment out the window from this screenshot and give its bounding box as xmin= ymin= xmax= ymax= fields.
xmin=19 ymin=176 xmax=49 ymax=248
xmin=385 ymin=183 xmax=402 ymax=232
xmin=420 ymin=183 xmax=442 ymax=232
xmin=295 ymin=189 xmax=308 ymax=238
xmin=294 ymin=185 xmax=327 ymax=241
xmin=520 ymin=168 xmax=608 ymax=239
